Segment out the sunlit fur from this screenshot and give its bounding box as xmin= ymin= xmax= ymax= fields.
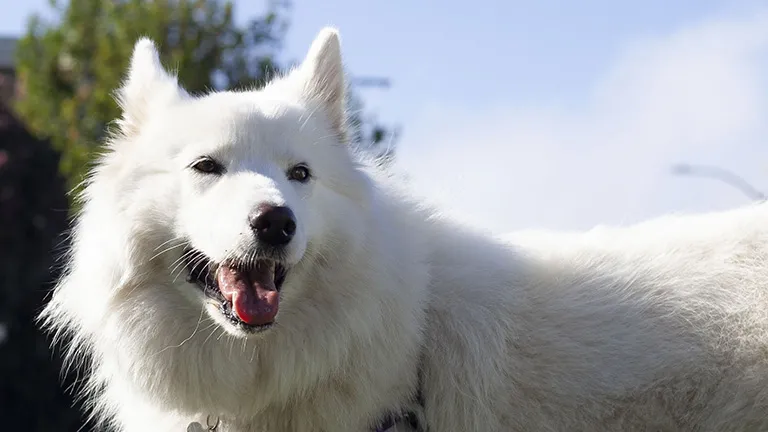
xmin=41 ymin=27 xmax=768 ymax=431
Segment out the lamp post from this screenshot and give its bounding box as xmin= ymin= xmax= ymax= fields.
xmin=671 ymin=163 xmax=766 ymax=201
xmin=349 ymin=76 xmax=391 ymax=89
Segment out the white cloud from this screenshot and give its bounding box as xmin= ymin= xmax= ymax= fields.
xmin=394 ymin=11 xmax=768 ymax=233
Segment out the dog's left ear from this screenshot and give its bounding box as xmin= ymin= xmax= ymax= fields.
xmin=294 ymin=28 xmax=347 ymax=141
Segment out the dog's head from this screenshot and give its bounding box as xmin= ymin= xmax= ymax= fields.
xmin=108 ymin=28 xmax=372 ymax=337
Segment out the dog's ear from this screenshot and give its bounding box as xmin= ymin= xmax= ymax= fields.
xmin=116 ymin=38 xmax=184 ymax=136
xmin=293 ymin=28 xmax=347 ymax=142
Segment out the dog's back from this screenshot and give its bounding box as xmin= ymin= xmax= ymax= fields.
xmin=419 ymin=201 xmax=768 ymax=431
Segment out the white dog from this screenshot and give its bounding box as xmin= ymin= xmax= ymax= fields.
xmin=41 ymin=27 xmax=768 ymax=431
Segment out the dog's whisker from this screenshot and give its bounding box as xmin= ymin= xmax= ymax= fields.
xmin=201 ymin=322 xmax=219 ymax=347
xmin=168 ymin=249 xmax=197 ymax=276
xmin=149 ymin=241 xmax=188 ymax=263
xmin=174 ymin=252 xmax=206 ymax=284
xmin=249 ymin=345 xmax=258 ymax=363
xmin=152 ymin=236 xmax=185 ymax=253
xmin=191 ymin=253 xmax=209 ymax=276
xmin=152 ymin=305 xmax=206 ymax=356
xmin=204 ymin=263 xmax=213 ymax=286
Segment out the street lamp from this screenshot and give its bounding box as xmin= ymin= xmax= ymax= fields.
xmin=670 ymin=163 xmax=766 ymax=201
xmin=349 ymin=77 xmax=391 ymax=89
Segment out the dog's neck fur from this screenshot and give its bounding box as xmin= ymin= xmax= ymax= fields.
xmin=44 ymin=167 xmax=431 ymax=431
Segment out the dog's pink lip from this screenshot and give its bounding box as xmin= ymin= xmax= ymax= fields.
xmin=216 ymin=262 xmax=279 ymax=326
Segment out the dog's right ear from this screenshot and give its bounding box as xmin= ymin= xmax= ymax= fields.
xmin=116 ymin=38 xmax=184 ymax=136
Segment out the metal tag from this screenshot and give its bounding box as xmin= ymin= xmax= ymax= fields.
xmin=186 ymin=422 xmax=207 ymax=432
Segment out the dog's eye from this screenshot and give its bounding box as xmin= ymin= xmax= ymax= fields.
xmin=190 ymin=157 xmax=224 ymax=175
xmin=287 ymin=164 xmax=311 ymax=183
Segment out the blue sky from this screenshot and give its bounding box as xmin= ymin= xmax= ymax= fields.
xmin=3 ymin=1 xmax=768 ymax=233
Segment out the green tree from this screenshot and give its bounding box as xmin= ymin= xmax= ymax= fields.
xmin=14 ymin=0 xmax=288 ymax=198
xmin=347 ymin=87 xmax=399 ymax=166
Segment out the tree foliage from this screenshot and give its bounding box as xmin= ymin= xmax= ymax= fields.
xmin=14 ymin=0 xmax=287 ymax=197
xmin=346 ymin=87 xmax=398 ymax=165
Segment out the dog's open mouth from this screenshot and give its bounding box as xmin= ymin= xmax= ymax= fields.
xmin=184 ymin=249 xmax=288 ymax=330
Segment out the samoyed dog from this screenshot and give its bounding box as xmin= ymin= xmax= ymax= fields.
xmin=42 ymin=27 xmax=768 ymax=431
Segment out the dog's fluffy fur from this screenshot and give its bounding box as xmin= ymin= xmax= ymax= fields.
xmin=42 ymin=28 xmax=768 ymax=431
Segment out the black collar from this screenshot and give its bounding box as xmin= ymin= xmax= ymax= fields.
xmin=373 ymin=362 xmax=426 ymax=431
xmin=374 ymin=410 xmax=421 ymax=431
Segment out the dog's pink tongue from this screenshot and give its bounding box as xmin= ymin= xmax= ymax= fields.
xmin=217 ymin=265 xmax=279 ymax=326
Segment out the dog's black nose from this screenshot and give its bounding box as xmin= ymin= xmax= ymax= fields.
xmin=249 ymin=205 xmax=297 ymax=246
